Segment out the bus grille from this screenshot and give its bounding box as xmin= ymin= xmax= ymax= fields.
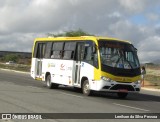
xmin=103 ymin=86 xmax=111 ymax=89
xmin=110 ymin=84 xmax=135 ymax=91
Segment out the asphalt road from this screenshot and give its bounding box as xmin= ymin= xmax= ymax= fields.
xmin=0 ymin=69 xmax=160 ymax=122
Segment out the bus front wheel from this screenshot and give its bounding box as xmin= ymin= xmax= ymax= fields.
xmin=46 ymin=74 xmax=58 ymax=89
xmin=82 ymin=80 xmax=92 ymax=96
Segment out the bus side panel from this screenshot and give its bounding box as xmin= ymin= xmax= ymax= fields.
xmin=31 ymin=58 xmax=37 ymax=79
xmin=80 ymin=62 xmax=97 ymax=89
xmin=59 ymin=60 xmax=74 ymax=86
xmin=42 ymin=59 xmax=74 ymax=86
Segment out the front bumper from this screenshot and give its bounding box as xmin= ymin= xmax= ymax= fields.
xmin=90 ymin=79 xmax=141 ymax=93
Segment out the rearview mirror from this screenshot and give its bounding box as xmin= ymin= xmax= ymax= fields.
xmin=135 ymin=48 xmax=138 ymax=51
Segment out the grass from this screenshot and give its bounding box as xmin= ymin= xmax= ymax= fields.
xmin=145 ymin=66 xmax=160 ymax=89
xmin=0 ymin=63 xmax=30 ymax=72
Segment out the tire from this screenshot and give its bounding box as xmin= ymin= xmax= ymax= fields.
xmin=117 ymin=92 xmax=128 ymax=98
xmin=46 ymin=74 xmax=59 ymax=89
xmin=82 ymin=80 xmax=92 ymax=96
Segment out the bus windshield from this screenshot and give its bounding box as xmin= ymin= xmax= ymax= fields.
xmin=98 ymin=40 xmax=140 ymax=69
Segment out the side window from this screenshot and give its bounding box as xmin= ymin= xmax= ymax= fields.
xmin=83 ymin=41 xmax=94 ymax=63
xmin=34 ymin=42 xmax=46 ymax=58
xmin=63 ymin=42 xmax=76 ymax=60
xmin=63 ymin=51 xmax=74 ymax=59
xmin=74 ymin=42 xmax=85 ymax=61
xmin=83 ymin=41 xmax=98 ymax=68
xmin=33 ymin=43 xmax=38 ymax=58
xmin=51 ymin=42 xmax=64 ymax=59
xmin=84 ymin=46 xmax=92 ymax=60
xmin=44 ymin=42 xmax=52 ymax=58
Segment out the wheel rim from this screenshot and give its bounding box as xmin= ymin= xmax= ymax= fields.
xmin=84 ymin=82 xmax=90 ymax=94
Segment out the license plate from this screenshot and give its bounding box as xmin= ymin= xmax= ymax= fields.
xmin=118 ymin=89 xmax=128 ymax=92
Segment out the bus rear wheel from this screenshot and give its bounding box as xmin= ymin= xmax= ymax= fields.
xmin=46 ymin=74 xmax=58 ymax=89
xmin=117 ymin=92 xmax=128 ymax=98
xmin=82 ymin=80 xmax=92 ymax=96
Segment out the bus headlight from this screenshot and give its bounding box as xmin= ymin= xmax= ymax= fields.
xmin=101 ymin=76 xmax=111 ymax=82
xmin=134 ymin=80 xmax=141 ymax=84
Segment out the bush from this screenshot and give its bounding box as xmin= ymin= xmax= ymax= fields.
xmin=4 ymin=54 xmax=19 ymax=62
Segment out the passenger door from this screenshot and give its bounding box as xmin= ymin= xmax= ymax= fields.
xmin=74 ymin=42 xmax=85 ymax=85
xmin=34 ymin=42 xmax=46 ymax=79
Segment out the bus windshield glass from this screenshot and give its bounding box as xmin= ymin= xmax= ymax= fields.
xmin=98 ymin=40 xmax=140 ymax=69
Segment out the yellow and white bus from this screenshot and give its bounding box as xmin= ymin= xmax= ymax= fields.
xmin=31 ymin=36 xmax=141 ymax=98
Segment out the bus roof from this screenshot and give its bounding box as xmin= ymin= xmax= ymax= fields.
xmin=34 ymin=36 xmax=131 ymax=44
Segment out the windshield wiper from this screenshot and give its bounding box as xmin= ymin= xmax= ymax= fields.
xmin=125 ymin=59 xmax=133 ymax=69
xmin=114 ymin=55 xmax=122 ymax=68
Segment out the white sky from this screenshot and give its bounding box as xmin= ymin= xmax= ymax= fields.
xmin=0 ymin=0 xmax=160 ymax=63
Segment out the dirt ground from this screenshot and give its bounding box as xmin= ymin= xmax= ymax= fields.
xmin=142 ymin=80 xmax=160 ymax=89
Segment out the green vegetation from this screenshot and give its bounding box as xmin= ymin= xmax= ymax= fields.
xmin=0 ymin=54 xmax=31 ymax=65
xmin=0 ymin=54 xmax=31 ymax=72
xmin=1 ymin=54 xmax=19 ymax=63
xmin=47 ymin=29 xmax=93 ymax=37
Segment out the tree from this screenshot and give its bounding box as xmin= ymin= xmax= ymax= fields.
xmin=4 ymin=54 xmax=19 ymax=62
xmin=47 ymin=29 xmax=93 ymax=37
